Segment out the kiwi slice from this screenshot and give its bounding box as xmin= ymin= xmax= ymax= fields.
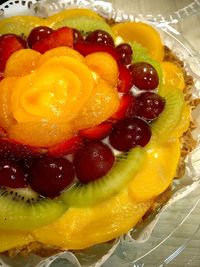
xmin=129 ymin=41 xmax=163 ymax=90
xmin=52 ymin=16 xmax=114 ymax=37
xmin=148 ymin=86 xmax=184 ymax=146
xmin=61 ymin=147 xmax=146 ymax=207
xmin=0 ymin=187 xmax=66 ymax=230
xmin=0 ymin=16 xmax=42 ymax=37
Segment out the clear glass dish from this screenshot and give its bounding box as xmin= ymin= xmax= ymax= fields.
xmin=0 ymin=1 xmax=200 ymax=266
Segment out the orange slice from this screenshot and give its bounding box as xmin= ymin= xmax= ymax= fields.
xmin=112 ymin=22 xmax=164 ymax=61
xmin=129 ymin=139 xmax=180 ymax=202
xmin=161 ymin=61 xmax=185 ymax=90
xmin=85 ymin=52 xmax=119 ymax=86
xmin=4 ymin=49 xmax=41 ymax=77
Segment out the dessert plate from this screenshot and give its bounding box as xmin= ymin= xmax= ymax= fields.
xmin=0 ymin=0 xmax=200 ymax=266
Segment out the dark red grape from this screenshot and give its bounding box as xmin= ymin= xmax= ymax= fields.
xmin=73 ymin=141 xmax=115 ymax=184
xmin=27 ymin=26 xmax=53 ymax=48
xmin=136 ymin=92 xmax=165 ymax=120
xmin=129 ymin=62 xmax=159 ymax=90
xmin=1 ymin=34 xmax=27 ymax=48
xmin=109 ymin=118 xmax=151 ymax=151
xmin=86 ymin=30 xmax=114 ymax=46
xmin=29 ymin=156 xmax=74 ymax=198
xmin=73 ymin=29 xmax=84 ymax=43
xmin=0 ymin=160 xmax=27 ymax=188
xmin=116 ymin=43 xmax=133 ymax=65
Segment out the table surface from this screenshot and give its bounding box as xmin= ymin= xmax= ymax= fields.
xmin=108 ymin=1 xmax=200 ymax=267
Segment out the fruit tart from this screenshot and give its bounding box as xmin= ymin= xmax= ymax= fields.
xmin=0 ymin=6 xmax=196 ymax=258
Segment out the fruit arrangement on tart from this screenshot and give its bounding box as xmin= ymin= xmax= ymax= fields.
xmin=0 ymin=8 xmax=194 ymax=255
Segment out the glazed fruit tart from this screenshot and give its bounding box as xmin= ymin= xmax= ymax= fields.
xmin=0 ymin=7 xmax=196 ymax=256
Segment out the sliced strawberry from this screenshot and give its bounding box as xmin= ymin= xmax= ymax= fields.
xmin=48 ymin=135 xmax=83 ymax=157
xmin=80 ymin=122 xmax=113 ymax=140
xmin=117 ymin=63 xmax=134 ymax=93
xmin=74 ymin=41 xmax=120 ymax=61
xmin=111 ymin=94 xmax=136 ymax=120
xmin=0 ymin=138 xmax=46 ymax=160
xmin=0 ymin=35 xmax=23 ymax=72
xmin=32 ymin=27 xmax=74 ymax=54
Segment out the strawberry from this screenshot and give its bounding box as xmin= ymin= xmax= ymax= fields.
xmin=32 ymin=27 xmax=74 ymax=54
xmin=80 ymin=122 xmax=113 ymax=140
xmin=74 ymin=41 xmax=120 ymax=61
xmin=0 ymin=138 xmax=46 ymax=160
xmin=48 ymin=135 xmax=83 ymax=157
xmin=111 ymin=94 xmax=136 ymax=120
xmin=0 ymin=35 xmax=23 ymax=72
xmin=117 ymin=63 xmax=134 ymax=93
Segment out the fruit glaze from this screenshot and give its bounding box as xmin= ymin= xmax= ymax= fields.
xmin=0 ymin=8 xmax=192 ymax=253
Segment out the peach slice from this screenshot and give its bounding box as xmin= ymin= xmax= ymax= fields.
xmin=8 ymin=121 xmax=74 ymax=147
xmin=129 ymin=139 xmax=180 ymax=202
xmin=172 ymin=103 xmax=191 ymax=138
xmin=85 ymin=52 xmax=119 ymax=87
xmin=0 ymin=77 xmax=18 ymax=130
xmin=161 ymin=61 xmax=185 ymax=90
xmin=37 ymin=46 xmax=85 ymax=67
xmin=73 ymin=78 xmax=119 ymax=130
xmin=112 ymin=22 xmax=164 ymax=61
xmin=0 ymin=229 xmax=33 ymax=253
xmin=33 ymin=189 xmax=152 ymax=250
xmin=4 ymin=49 xmax=41 ymax=77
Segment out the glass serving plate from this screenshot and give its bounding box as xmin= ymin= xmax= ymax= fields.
xmin=0 ymin=0 xmax=200 ymax=266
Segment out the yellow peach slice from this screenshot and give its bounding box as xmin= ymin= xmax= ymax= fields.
xmin=161 ymin=61 xmax=185 ymax=90
xmin=73 ymin=78 xmax=119 ymax=130
xmin=85 ymin=52 xmax=119 ymax=87
xmin=172 ymin=103 xmax=191 ymax=138
xmin=8 ymin=121 xmax=74 ymax=147
xmin=112 ymin=22 xmax=164 ymax=61
xmin=0 ymin=230 xmax=33 ymax=253
xmin=33 ymin=189 xmax=152 ymax=250
xmin=129 ymin=139 xmax=180 ymax=202
xmin=37 ymin=46 xmax=85 ymax=67
xmin=4 ymin=49 xmax=41 ymax=77
xmin=0 ymin=77 xmax=18 ymax=130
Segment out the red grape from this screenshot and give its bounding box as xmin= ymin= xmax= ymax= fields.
xmin=27 ymin=26 xmax=53 ymax=48
xmin=116 ymin=43 xmax=133 ymax=65
xmin=0 ymin=160 xmax=27 ymax=188
xmin=109 ymin=118 xmax=151 ymax=151
xmin=73 ymin=29 xmax=84 ymax=43
xmin=29 ymin=156 xmax=74 ymax=198
xmin=86 ymin=30 xmax=114 ymax=46
xmin=129 ymin=62 xmax=159 ymax=90
xmin=73 ymin=141 xmax=115 ymax=184
xmin=136 ymin=92 xmax=165 ymax=120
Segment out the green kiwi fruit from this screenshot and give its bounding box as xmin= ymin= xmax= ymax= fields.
xmin=148 ymin=86 xmax=184 ymax=147
xmin=0 ymin=187 xmax=66 ymax=230
xmin=52 ymin=16 xmax=114 ymax=37
xmin=129 ymin=41 xmax=163 ymax=90
xmin=61 ymin=147 xmax=146 ymax=207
